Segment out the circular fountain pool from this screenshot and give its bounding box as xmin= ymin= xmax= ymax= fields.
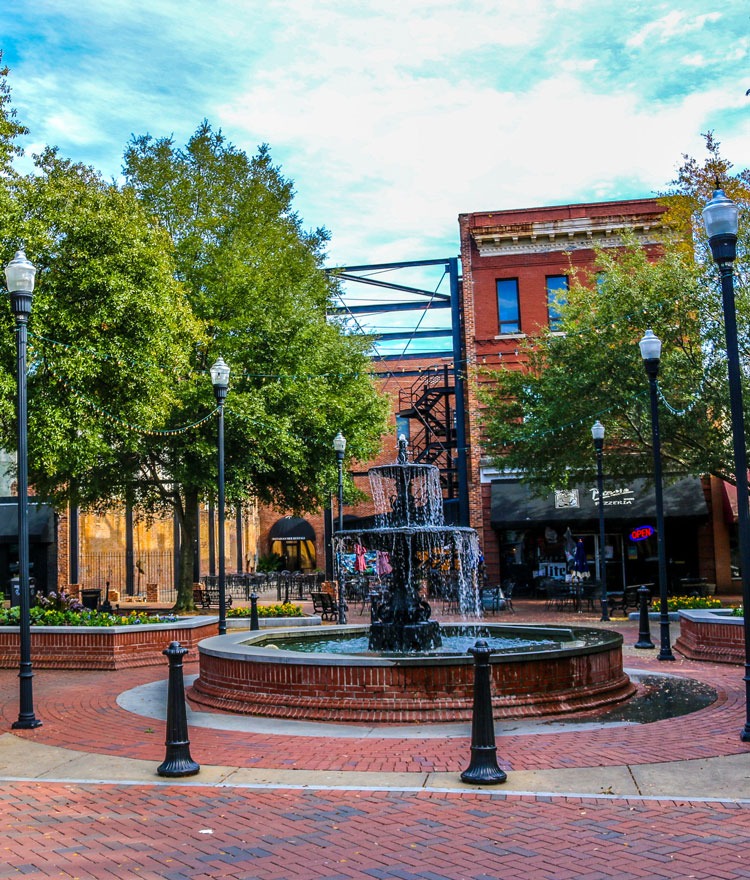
xmin=191 ymin=624 xmax=635 ymax=723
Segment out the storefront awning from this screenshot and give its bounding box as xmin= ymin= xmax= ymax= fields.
xmin=269 ymin=516 xmax=315 ymax=543
xmin=490 ymin=476 xmax=707 ymax=528
xmin=0 ymin=502 xmax=55 ymax=543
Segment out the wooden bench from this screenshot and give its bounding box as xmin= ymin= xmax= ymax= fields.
xmin=311 ymin=591 xmax=339 ymax=621
xmin=193 ymin=587 xmax=233 ymax=610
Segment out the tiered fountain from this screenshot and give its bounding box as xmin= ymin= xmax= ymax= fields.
xmin=335 ymin=436 xmax=480 ymax=652
xmin=191 ymin=439 xmax=634 ymax=723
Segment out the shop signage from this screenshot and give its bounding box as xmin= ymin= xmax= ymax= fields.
xmin=590 ymin=486 xmax=635 ymax=506
xmin=630 ymin=524 xmax=655 ymax=542
xmin=554 ymin=489 xmax=580 ymax=509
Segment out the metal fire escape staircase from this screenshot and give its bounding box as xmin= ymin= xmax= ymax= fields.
xmin=398 ymin=366 xmax=457 ymax=499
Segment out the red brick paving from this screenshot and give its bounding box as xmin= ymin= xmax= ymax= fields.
xmin=2 ymin=603 xmax=750 ymax=879
xmin=2 ymin=786 xmax=750 ymax=879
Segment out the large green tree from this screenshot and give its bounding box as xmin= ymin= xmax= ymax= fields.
xmin=0 ymin=61 xmax=200 ymax=520
xmin=480 ymin=136 xmax=750 ymax=491
xmin=123 ymin=122 xmax=389 ymax=607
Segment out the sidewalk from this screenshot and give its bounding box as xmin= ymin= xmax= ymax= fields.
xmin=1 ymin=608 xmax=749 ymax=879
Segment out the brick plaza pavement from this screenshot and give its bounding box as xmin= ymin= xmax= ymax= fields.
xmin=1 ymin=605 xmax=749 ymax=879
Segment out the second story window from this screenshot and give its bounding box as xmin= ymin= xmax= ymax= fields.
xmin=546 ymin=275 xmax=568 ymax=330
xmin=497 ymin=278 xmax=520 ymax=334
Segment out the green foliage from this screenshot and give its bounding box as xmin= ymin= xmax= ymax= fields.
xmin=481 ymin=136 xmax=750 ymax=492
xmin=227 ymin=602 xmax=303 ymax=618
xmin=256 ymin=552 xmax=284 ymax=573
xmin=122 ymin=121 xmax=389 ymax=605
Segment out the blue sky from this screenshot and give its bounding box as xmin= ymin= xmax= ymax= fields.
xmin=2 ymin=1 xmax=748 ymax=353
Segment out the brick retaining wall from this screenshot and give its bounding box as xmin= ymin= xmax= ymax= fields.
xmin=674 ymin=610 xmax=744 ymax=665
xmin=0 ymin=617 xmax=217 ymax=670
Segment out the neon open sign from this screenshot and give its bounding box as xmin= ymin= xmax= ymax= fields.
xmin=630 ymin=525 xmax=655 ymax=542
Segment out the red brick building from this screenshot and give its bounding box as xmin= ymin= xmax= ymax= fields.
xmin=458 ymin=198 xmax=731 ymax=593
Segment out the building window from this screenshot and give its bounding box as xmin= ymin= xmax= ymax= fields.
xmin=546 ymin=275 xmax=568 ymax=330
xmin=497 ymin=278 xmax=520 ymax=334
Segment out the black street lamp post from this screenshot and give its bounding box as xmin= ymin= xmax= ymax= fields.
xmin=333 ymin=432 xmax=347 ymax=625
xmin=210 ymin=357 xmax=230 ymax=636
xmin=639 ymin=329 xmax=675 ymax=661
xmin=591 ymin=420 xmax=609 ymax=621
xmin=5 ymin=249 xmax=42 ymax=729
xmin=703 ymin=188 xmax=750 ymax=741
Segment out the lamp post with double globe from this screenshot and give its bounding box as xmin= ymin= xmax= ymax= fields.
xmin=639 ymin=329 xmax=675 ymax=661
xmin=210 ymin=357 xmax=230 ymax=636
xmin=703 ymin=187 xmax=750 ymax=741
xmin=5 ymin=249 xmax=42 ymax=729
xmin=591 ymin=420 xmax=609 ymax=621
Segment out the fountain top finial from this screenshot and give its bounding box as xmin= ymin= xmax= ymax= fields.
xmin=397 ymin=434 xmax=408 ymax=463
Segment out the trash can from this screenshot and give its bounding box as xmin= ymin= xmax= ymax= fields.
xmin=81 ymin=589 xmax=101 ymax=610
xmin=9 ymin=576 xmax=36 ymax=607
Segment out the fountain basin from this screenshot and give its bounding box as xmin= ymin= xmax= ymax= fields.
xmin=190 ymin=624 xmax=634 ymax=723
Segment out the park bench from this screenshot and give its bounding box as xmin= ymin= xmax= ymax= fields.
xmin=311 ymin=590 xmax=339 ymax=621
xmin=193 ymin=586 xmax=233 ymax=610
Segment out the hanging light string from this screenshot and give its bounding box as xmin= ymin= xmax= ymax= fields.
xmin=28 ymin=328 xmax=457 ymax=382
xmin=45 ymin=363 xmax=220 ymax=436
xmin=656 ymin=376 xmax=707 ymax=416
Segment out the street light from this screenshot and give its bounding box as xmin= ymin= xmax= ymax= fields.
xmin=703 ymin=188 xmax=750 ymax=741
xmin=5 ymin=249 xmax=42 ymax=729
xmin=591 ymin=420 xmax=609 ymax=621
xmin=332 ymin=431 xmax=347 ymax=624
xmin=210 ymin=357 xmax=230 ymax=636
xmin=639 ymin=329 xmax=675 ymax=661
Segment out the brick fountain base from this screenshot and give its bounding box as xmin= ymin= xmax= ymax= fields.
xmin=190 ymin=624 xmax=635 ymax=724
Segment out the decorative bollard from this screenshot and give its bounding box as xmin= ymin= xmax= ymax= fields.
xmin=157 ymin=641 xmax=200 ymax=778
xmin=460 ymin=639 xmax=507 ymax=785
xmin=250 ymin=593 xmax=260 ymax=631
xmin=634 ymin=585 xmax=655 ymax=650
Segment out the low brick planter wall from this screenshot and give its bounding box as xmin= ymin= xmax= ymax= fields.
xmin=674 ymin=609 xmax=745 ymax=665
xmin=226 ymin=616 xmax=322 ymax=630
xmin=0 ymin=616 xmax=218 ymax=670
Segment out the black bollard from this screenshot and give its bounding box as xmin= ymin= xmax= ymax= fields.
xmin=460 ymin=639 xmax=507 ymax=785
xmin=634 ymin=585 xmax=655 ymax=649
xmin=250 ymin=592 xmax=260 ymax=631
xmin=157 ymin=641 xmax=200 ymax=777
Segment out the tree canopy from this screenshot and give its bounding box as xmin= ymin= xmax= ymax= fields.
xmin=0 ymin=63 xmax=389 ymax=608
xmin=121 ymin=122 xmax=388 ymax=604
xmin=480 ymin=135 xmax=750 ymax=491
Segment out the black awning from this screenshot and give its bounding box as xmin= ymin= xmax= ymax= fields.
xmin=490 ymin=476 xmax=707 ymax=528
xmin=0 ymin=502 xmax=55 ymax=543
xmin=269 ymin=516 xmax=315 ymax=542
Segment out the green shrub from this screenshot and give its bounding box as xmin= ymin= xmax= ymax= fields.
xmin=732 ymin=606 xmax=744 ymax=617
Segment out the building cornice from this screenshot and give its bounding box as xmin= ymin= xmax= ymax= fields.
xmin=470 ymin=213 xmax=662 ymax=258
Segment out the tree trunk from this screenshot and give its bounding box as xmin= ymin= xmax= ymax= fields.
xmin=174 ymin=488 xmax=199 ymax=612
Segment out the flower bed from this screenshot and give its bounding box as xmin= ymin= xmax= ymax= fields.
xmin=674 ymin=608 xmax=745 ymax=665
xmin=0 ymin=615 xmax=218 ymax=670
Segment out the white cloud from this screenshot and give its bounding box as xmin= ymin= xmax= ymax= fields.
xmin=626 ymin=10 xmax=722 ymax=49
xmin=3 ymin=0 xmax=746 ymax=272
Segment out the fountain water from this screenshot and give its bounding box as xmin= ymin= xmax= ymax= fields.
xmin=333 ymin=436 xmax=480 ymax=652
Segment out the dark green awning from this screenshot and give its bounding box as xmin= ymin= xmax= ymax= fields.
xmin=490 ymin=476 xmax=707 ymax=528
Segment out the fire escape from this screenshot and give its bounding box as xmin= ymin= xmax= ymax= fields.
xmin=398 ymin=365 xmax=457 ymax=502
